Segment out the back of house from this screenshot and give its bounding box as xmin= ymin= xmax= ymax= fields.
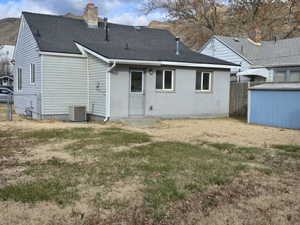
xmin=13 ymin=3 xmax=236 ymax=121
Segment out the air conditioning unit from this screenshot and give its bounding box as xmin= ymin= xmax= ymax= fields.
xmin=69 ymin=105 xmax=87 ymax=122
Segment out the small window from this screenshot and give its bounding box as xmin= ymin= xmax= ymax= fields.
xmin=196 ymin=71 xmax=212 ymax=92
xmin=131 ymin=71 xmax=143 ymax=93
xmin=156 ymin=70 xmax=174 ymax=91
xmin=17 ymin=68 xmax=22 ymax=91
xmin=30 ymin=64 xmax=36 ymax=84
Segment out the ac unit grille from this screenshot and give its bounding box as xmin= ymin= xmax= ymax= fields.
xmin=69 ymin=106 xmax=87 ymax=122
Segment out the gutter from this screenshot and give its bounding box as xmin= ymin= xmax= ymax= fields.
xmin=104 ymin=61 xmax=117 ymax=122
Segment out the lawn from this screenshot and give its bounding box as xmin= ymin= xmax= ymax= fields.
xmin=0 ymin=118 xmax=299 ymax=225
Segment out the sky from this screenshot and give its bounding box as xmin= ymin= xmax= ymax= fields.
xmin=0 ymin=0 xmax=167 ymax=26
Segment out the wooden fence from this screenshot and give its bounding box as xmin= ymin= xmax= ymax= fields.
xmin=229 ymin=82 xmax=264 ymax=118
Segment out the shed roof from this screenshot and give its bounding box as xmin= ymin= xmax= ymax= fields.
xmin=22 ymin=12 xmax=235 ymax=66
xmin=250 ymin=82 xmax=300 ymax=91
xmin=215 ymin=35 xmax=300 ymax=67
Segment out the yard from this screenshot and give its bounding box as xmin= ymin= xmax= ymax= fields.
xmin=0 ymin=113 xmax=300 ymax=225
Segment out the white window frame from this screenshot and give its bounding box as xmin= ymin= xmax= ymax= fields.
xmin=17 ymin=68 xmax=22 ymax=92
xmin=196 ymin=71 xmax=212 ymax=92
xmin=156 ymin=69 xmax=175 ymax=91
xmin=30 ymin=63 xmax=36 ymax=85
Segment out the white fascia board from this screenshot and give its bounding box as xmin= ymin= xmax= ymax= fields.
xmin=13 ymin=15 xmax=24 ymax=60
xmin=39 ymin=51 xmax=86 ymax=58
xmin=74 ymin=43 xmax=111 ymax=63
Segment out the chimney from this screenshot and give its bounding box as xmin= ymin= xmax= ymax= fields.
xmin=249 ymin=26 xmax=262 ymax=43
xmin=104 ymin=18 xmax=109 ymax=41
xmin=176 ymin=37 xmax=180 ymax=56
xmin=84 ymin=3 xmax=98 ymax=28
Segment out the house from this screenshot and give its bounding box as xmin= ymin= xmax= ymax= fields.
xmin=13 ymin=3 xmax=236 ymax=121
xmin=0 ymin=45 xmax=14 ymax=102
xmin=199 ymin=35 xmax=300 ymax=82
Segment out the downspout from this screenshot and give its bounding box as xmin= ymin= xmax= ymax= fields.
xmin=104 ymin=61 xmax=117 ymax=122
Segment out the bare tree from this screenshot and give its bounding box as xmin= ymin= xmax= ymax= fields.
xmin=0 ymin=45 xmax=12 ymax=76
xmin=144 ymin=0 xmax=227 ymax=34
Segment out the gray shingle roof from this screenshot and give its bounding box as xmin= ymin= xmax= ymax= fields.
xmin=215 ymin=35 xmax=300 ymax=67
xmin=23 ymin=12 xmax=235 ymax=66
xmin=250 ymin=82 xmax=300 ymax=91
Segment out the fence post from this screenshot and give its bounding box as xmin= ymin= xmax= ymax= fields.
xmin=7 ymin=94 xmax=12 ymax=121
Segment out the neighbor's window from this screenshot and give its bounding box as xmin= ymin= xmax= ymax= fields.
xmin=196 ymin=71 xmax=212 ymax=92
xmin=17 ymin=68 xmax=22 ymax=91
xmin=289 ymin=70 xmax=300 ymax=82
xmin=30 ymin=64 xmax=36 ymax=84
xmin=156 ymin=70 xmax=174 ymax=91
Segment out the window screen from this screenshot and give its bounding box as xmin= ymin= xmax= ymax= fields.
xmin=131 ymin=71 xmax=143 ymax=92
xmin=202 ymin=73 xmax=211 ymax=91
xmin=30 ymin=64 xmax=35 ymax=84
xmin=195 ymin=71 xmax=202 ymax=90
xmin=164 ymin=70 xmax=173 ymax=89
xmin=156 ymin=70 xmax=163 ymax=89
xmin=17 ymin=68 xmax=22 ymax=91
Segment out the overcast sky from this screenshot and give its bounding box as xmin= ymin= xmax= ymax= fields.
xmin=0 ymin=0 xmax=166 ymax=25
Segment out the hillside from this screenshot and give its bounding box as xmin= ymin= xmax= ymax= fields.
xmin=0 ymin=18 xmax=20 ymax=45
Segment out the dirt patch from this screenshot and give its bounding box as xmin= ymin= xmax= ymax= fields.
xmin=125 ymin=118 xmax=300 ymax=147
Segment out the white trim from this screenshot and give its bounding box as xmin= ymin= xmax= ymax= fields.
xmin=74 ymin=43 xmax=111 ymax=63
xmin=39 ymin=51 xmax=86 ymax=58
xmin=41 ymin=55 xmax=44 ymax=115
xmin=130 ymin=70 xmax=145 ymax=94
xmin=13 ymin=15 xmax=24 ymax=60
xmin=105 ymin=61 xmax=117 ymax=121
xmin=156 ymin=69 xmax=175 ymax=91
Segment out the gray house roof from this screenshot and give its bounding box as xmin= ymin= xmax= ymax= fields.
xmin=23 ymin=12 xmax=235 ymax=66
xmin=215 ymin=35 xmax=300 ymax=67
xmin=250 ymin=82 xmax=300 ymax=91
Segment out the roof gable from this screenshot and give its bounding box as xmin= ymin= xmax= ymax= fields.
xmin=22 ymin=12 xmax=235 ymax=66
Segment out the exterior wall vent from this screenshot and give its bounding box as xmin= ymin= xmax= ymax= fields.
xmin=69 ymin=105 xmax=87 ymax=122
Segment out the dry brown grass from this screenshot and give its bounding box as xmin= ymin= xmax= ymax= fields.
xmin=0 ymin=117 xmax=300 ymax=225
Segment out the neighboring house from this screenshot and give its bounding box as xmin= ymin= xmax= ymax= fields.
xmin=199 ymin=35 xmax=300 ymax=82
xmin=0 ymin=45 xmax=14 ymax=102
xmin=13 ymin=4 xmax=236 ymax=121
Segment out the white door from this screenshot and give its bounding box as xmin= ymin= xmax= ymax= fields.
xmin=129 ymin=70 xmax=145 ymax=117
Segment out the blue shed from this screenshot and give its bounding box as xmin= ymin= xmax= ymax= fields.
xmin=248 ymin=83 xmax=300 ymax=129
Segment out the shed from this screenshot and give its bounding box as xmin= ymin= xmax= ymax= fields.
xmin=248 ymin=83 xmax=300 ymax=129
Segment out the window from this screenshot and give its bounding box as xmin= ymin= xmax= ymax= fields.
xmin=274 ymin=71 xmax=286 ymax=82
xmin=156 ymin=70 xmax=174 ymax=91
xmin=289 ymin=70 xmax=300 ymax=82
xmin=17 ymin=68 xmax=22 ymax=91
xmin=30 ymin=64 xmax=36 ymax=84
xmin=196 ymin=71 xmax=212 ymax=92
xmin=131 ymin=71 xmax=143 ymax=93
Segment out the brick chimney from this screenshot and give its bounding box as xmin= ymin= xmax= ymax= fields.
xmin=250 ymin=26 xmax=262 ymax=43
xmin=84 ymin=3 xmax=98 ymax=28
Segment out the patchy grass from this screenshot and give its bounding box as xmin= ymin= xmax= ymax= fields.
xmin=0 ymin=179 xmax=79 ymax=205
xmin=1 ymin=123 xmax=300 ymax=225
xmin=272 ymin=144 xmax=300 ymax=160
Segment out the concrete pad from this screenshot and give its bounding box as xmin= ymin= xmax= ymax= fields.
xmin=120 ymin=118 xmax=160 ymax=127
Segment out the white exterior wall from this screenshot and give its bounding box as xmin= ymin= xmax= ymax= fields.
xmin=42 ymin=55 xmax=87 ymax=116
xmin=87 ymin=53 xmax=108 ymax=117
xmin=110 ymin=66 xmax=230 ymax=119
xmin=201 ymin=38 xmax=251 ymax=70
xmin=14 ymin=17 xmax=42 ymax=119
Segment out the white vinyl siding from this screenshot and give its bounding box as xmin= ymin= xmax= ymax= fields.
xmin=42 ymin=55 xmax=88 ymax=115
xmin=201 ymin=38 xmax=250 ymax=70
xmin=87 ymin=53 xmax=108 ymax=117
xmin=13 ymin=16 xmax=42 ymax=118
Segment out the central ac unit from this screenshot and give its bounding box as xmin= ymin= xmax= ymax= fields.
xmin=69 ymin=105 xmax=87 ymax=122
